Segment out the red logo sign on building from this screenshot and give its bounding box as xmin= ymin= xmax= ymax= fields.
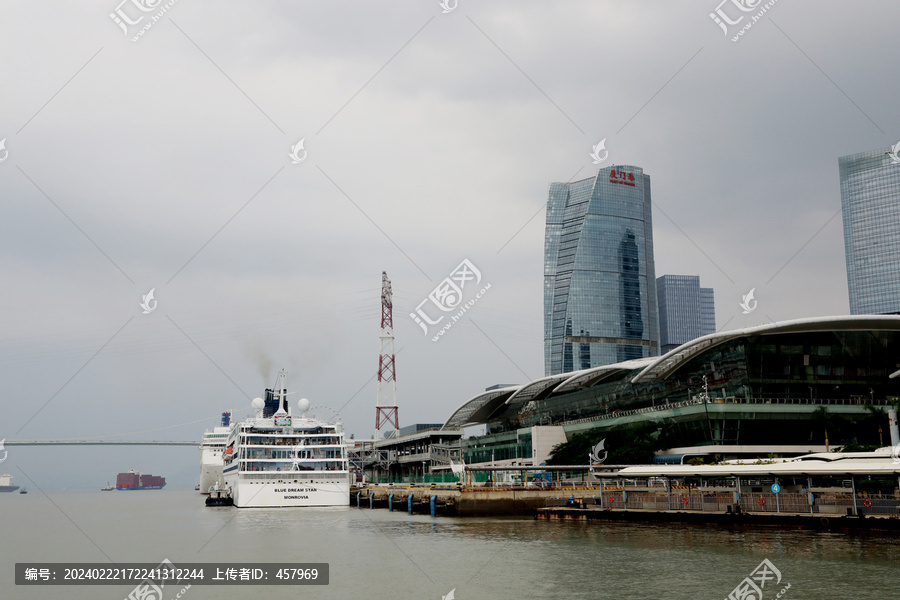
xmin=609 ymin=169 xmax=636 ymax=187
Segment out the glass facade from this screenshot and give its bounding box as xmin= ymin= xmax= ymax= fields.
xmin=544 ymin=165 xmax=659 ymax=375
xmin=700 ymin=287 xmax=716 ymax=336
xmin=484 ymin=327 xmax=900 ymax=448
xmin=840 ymin=147 xmax=900 ymax=314
xmin=657 ymin=274 xmax=716 ymax=353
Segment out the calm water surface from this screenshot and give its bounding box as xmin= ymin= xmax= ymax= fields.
xmin=1 ymin=490 xmax=898 ymax=599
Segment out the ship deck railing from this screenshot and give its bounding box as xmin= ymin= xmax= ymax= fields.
xmin=241 ymin=440 xmax=343 ymax=447
xmin=238 ymin=463 xmax=348 ymax=472
xmin=237 ymin=472 xmax=349 ymax=480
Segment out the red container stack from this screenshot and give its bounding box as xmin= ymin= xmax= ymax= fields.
xmin=115 ymin=471 xmax=166 ymax=490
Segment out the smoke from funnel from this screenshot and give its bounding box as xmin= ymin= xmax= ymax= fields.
xmin=247 ymin=339 xmax=274 ymax=381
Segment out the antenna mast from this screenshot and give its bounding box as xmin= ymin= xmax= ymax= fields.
xmin=375 ymin=271 xmax=399 ymax=439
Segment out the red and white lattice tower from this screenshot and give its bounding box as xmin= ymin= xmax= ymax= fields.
xmin=375 ymin=271 xmax=399 ymax=439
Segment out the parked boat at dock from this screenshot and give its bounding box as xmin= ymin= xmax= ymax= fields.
xmin=222 ymin=370 xmax=350 ymax=508
xmin=198 ymin=411 xmax=232 ymax=494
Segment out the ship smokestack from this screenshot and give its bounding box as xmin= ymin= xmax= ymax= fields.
xmin=274 ymin=369 xmax=288 ymax=416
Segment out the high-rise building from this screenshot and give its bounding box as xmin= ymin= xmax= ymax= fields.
xmin=657 ymin=274 xmax=716 ymax=354
xmin=700 ymin=287 xmax=716 ymax=337
xmin=544 ymin=165 xmax=659 ymax=375
xmin=840 ymin=147 xmax=900 ymax=315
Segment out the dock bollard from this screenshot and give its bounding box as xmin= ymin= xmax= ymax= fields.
xmin=430 ymin=495 xmax=436 ymax=517
xmin=408 ymin=494 xmax=413 ymax=515
xmin=389 ymin=493 xmax=394 ymax=512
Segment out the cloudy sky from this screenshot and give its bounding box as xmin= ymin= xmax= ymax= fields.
xmin=1 ymin=1 xmax=898 ymax=488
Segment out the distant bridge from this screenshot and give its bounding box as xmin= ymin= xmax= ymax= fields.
xmin=3 ymin=440 xmax=200 ymax=446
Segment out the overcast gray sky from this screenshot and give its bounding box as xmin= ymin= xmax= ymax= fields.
xmin=2 ymin=1 xmax=898 ymax=488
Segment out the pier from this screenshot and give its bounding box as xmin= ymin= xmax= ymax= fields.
xmin=350 ymin=484 xmax=900 ymax=532
xmin=350 ymin=450 xmax=900 ymax=532
xmin=351 ymin=485 xmax=582 ymax=517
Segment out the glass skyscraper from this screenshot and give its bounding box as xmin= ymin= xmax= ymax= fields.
xmin=840 ymin=147 xmax=900 ymax=315
xmin=544 ymin=165 xmax=659 ymax=376
xmin=656 ymin=274 xmax=716 ymax=354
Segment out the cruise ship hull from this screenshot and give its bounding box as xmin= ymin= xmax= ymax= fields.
xmin=0 ymin=486 xmax=20 ymax=493
xmin=224 ymin=474 xmax=349 ymax=508
xmin=199 ymin=449 xmax=223 ymax=494
xmin=198 ymin=418 xmax=231 ymax=494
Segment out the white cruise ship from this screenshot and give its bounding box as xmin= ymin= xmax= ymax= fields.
xmin=198 ymin=411 xmax=232 ymax=494
xmin=222 ymin=371 xmax=350 ymax=508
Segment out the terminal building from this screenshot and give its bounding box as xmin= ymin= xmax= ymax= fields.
xmin=445 ymin=316 xmax=900 ymax=466
xmin=352 ymin=424 xmax=464 ymax=484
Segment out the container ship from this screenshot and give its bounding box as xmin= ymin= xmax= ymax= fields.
xmin=0 ymin=473 xmax=20 ymax=493
xmin=116 ymin=470 xmax=166 ymax=490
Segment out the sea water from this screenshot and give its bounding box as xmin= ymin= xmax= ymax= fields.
xmin=1 ymin=489 xmax=898 ymax=599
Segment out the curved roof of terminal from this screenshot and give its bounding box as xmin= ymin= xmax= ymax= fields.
xmin=630 ymin=315 xmax=900 ymax=384
xmin=442 ymin=386 xmax=520 ymax=430
xmin=442 ymin=315 xmax=900 ymax=430
xmin=554 ymin=357 xmax=657 ymax=394
xmin=442 ymin=358 xmax=657 ymax=429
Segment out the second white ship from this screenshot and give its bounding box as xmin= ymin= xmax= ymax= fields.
xmin=198 ymin=411 xmax=232 ymax=494
xmin=222 ymin=370 xmax=350 ymax=508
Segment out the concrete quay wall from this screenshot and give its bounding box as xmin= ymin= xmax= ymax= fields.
xmin=352 ymin=486 xmax=600 ymax=517
xmin=351 ymin=486 xmax=900 ymax=523
xmin=536 ymin=506 xmax=900 ymax=532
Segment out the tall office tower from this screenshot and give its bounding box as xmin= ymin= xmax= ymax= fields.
xmin=544 ymin=165 xmax=659 ymax=376
xmin=656 ymin=274 xmax=716 ymax=354
xmin=700 ymin=287 xmax=716 ymax=337
xmin=840 ymin=147 xmax=900 ymax=315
